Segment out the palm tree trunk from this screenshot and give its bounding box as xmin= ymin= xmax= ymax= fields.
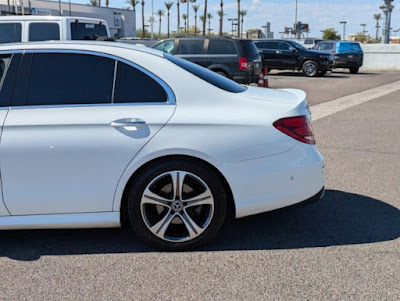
xmin=376 ymin=20 xmax=379 ymax=40
xmin=241 ymin=17 xmax=243 ymax=37
xmin=219 ymin=0 xmax=223 ymax=36
xmin=167 ymin=11 xmax=170 ymax=38
xmin=177 ymin=1 xmax=180 ymax=36
xmin=142 ymin=1 xmax=145 ymax=38
xmin=195 ymin=14 xmax=197 ymax=36
xmin=202 ymin=0 xmax=207 ymax=35
xmin=237 ymin=0 xmax=240 ymax=37
xmin=159 ymin=17 xmax=162 ymax=36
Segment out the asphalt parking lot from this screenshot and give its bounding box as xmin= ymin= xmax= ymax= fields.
xmin=1 ymin=72 xmax=399 ymax=300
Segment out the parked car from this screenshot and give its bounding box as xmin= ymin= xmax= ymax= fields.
xmin=254 ymin=39 xmax=334 ymax=77
xmin=152 ymin=36 xmax=262 ymax=84
xmin=0 ymin=41 xmax=324 ymax=250
xmin=313 ymin=40 xmax=363 ymax=74
xmin=0 ymin=16 xmax=110 ymax=44
xmin=304 ymin=38 xmax=324 ymax=48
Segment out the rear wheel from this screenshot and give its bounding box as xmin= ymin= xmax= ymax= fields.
xmin=128 ymin=158 xmax=227 ymax=251
xmin=349 ymin=67 xmax=359 ymax=74
xmin=302 ymin=60 xmax=319 ymax=77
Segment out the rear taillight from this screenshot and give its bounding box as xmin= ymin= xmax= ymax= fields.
xmin=273 ymin=116 xmax=316 ymax=145
xmin=239 ymin=57 xmax=248 ymax=70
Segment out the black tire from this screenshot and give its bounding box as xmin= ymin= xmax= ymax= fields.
xmin=127 ymin=158 xmax=227 ymax=251
xmin=318 ymin=71 xmax=327 ymax=77
xmin=302 ymin=60 xmax=319 ymax=77
xmin=349 ymin=67 xmax=359 ymax=74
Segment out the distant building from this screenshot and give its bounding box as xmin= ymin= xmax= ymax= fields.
xmin=246 ymin=28 xmax=274 ymax=40
xmin=0 ymin=0 xmax=136 ymax=37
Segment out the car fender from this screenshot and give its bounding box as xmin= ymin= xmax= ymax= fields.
xmin=112 ymin=148 xmax=220 ymax=212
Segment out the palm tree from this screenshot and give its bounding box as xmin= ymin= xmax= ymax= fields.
xmin=202 ymin=0 xmax=208 ymax=35
xmin=126 ymin=0 xmax=139 ymax=11
xmin=200 ymin=15 xmax=205 ymax=34
xmin=165 ymin=2 xmax=174 ymax=38
xmin=218 ymin=0 xmax=223 ymax=36
xmin=374 ymin=13 xmax=382 ymax=40
xmin=105 ymin=0 xmax=109 ymax=7
xmin=182 ymin=14 xmax=188 ymax=35
xmin=237 ymin=0 xmax=240 ymax=37
xmin=157 ymin=9 xmax=165 ymax=36
xmin=141 ymin=0 xmax=145 ymax=38
xmin=217 ymin=10 xmax=224 ymax=37
xmin=239 ymin=9 xmax=247 ymax=37
xmin=192 ymin=4 xmax=200 ymax=35
xmin=177 ymin=0 xmax=181 ymax=36
xmin=88 ymin=0 xmax=98 ymax=6
xmin=207 ymin=13 xmax=213 ymax=35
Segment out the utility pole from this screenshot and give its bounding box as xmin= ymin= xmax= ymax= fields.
xmin=228 ymin=18 xmax=238 ymax=36
xmin=380 ymin=0 xmax=395 ymax=44
xmin=360 ymin=23 xmax=367 ymax=34
xmin=151 ymin=0 xmax=154 ymax=38
xmin=340 ymin=21 xmax=347 ymax=40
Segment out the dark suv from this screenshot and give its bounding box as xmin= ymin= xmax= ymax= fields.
xmin=254 ymin=39 xmax=334 ymax=77
xmin=152 ymin=36 xmax=262 ymax=84
xmin=313 ymin=41 xmax=363 ymax=74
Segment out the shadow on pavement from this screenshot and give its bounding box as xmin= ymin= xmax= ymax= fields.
xmin=1 ymin=190 xmax=399 ymax=260
xmin=270 ymin=71 xmax=349 ymax=79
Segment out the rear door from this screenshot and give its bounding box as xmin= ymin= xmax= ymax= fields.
xmin=206 ymin=39 xmax=238 ymax=76
xmin=0 ymin=50 xmax=175 ymax=215
xmin=255 ymin=41 xmax=279 ymax=68
xmin=0 ymin=52 xmax=21 ymax=216
xmin=175 ymin=39 xmax=208 ymax=67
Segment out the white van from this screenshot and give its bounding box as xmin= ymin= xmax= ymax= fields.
xmin=0 ymin=16 xmax=111 ymax=44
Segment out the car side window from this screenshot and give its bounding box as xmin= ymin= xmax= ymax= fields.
xmin=25 ymin=53 xmax=114 ymax=106
xmin=258 ymin=42 xmax=278 ymax=50
xmin=154 ymin=40 xmax=175 ymax=54
xmin=318 ymin=43 xmax=333 ymax=50
xmin=0 ymin=55 xmax=11 ymax=84
xmin=0 ymin=23 xmax=22 ymax=44
xmin=114 ymin=61 xmax=168 ymax=103
xmin=29 ymin=23 xmax=60 ymax=41
xmin=207 ymin=40 xmax=236 ymax=55
xmin=176 ymin=40 xmax=204 ymax=55
xmin=278 ymin=42 xmax=291 ymax=51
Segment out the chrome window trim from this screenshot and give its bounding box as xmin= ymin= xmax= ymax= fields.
xmin=2 ymin=48 xmax=176 ymax=108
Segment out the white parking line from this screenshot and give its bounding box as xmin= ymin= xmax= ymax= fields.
xmin=310 ymin=80 xmax=400 ymax=121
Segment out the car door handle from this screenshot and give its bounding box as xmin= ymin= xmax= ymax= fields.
xmin=111 ymin=118 xmax=147 ymax=129
xmin=276 ymin=51 xmax=282 ymax=54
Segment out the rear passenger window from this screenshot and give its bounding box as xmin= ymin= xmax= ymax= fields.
xmin=29 ymin=23 xmax=60 ymax=41
xmin=258 ymin=42 xmax=278 ymax=49
xmin=177 ymin=40 xmax=204 ymax=55
xmin=114 ymin=62 xmax=167 ymax=103
xmin=0 ymin=23 xmax=22 ymax=44
xmin=26 ymin=53 xmax=114 ymax=106
xmin=207 ymin=40 xmax=236 ymax=55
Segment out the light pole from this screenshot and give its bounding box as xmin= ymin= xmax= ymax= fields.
xmin=228 ymin=18 xmax=238 ymax=36
xmin=151 ymin=0 xmax=154 ymax=38
xmin=380 ymin=0 xmax=395 ymax=44
xmin=360 ymin=23 xmax=367 ymax=34
xmin=340 ymin=21 xmax=347 ymax=40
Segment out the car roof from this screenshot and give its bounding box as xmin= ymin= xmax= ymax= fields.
xmin=0 ymin=41 xmax=164 ymax=57
xmin=159 ymin=36 xmax=251 ymax=42
xmin=317 ymin=40 xmax=359 ymax=44
xmin=0 ymin=16 xmax=105 ymax=22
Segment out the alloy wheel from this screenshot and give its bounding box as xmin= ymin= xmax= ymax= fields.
xmin=140 ymin=171 xmax=214 ymax=242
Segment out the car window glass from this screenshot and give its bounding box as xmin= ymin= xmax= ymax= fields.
xmin=154 ymin=40 xmax=175 ymax=54
xmin=26 ymin=53 xmax=114 ymax=106
xmin=318 ymin=43 xmax=333 ymax=50
xmin=259 ymin=42 xmax=278 ymax=49
xmin=70 ymin=22 xmax=108 ymax=40
xmin=177 ymin=40 xmax=204 ymax=55
xmin=0 ymin=23 xmax=22 ymax=44
xmin=207 ymin=40 xmax=236 ymax=55
xmin=29 ymin=23 xmax=60 ymax=41
xmin=165 ymin=53 xmax=246 ymax=93
xmin=114 ymin=62 xmax=167 ymax=103
xmin=278 ymin=42 xmax=291 ymax=51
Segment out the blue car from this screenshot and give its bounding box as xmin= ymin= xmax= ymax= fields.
xmin=313 ymin=41 xmax=363 ymax=74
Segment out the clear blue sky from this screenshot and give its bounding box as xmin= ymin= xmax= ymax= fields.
xmin=68 ymin=0 xmax=400 ymax=38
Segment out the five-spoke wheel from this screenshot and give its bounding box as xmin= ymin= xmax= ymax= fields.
xmin=128 ymin=159 xmax=227 ymax=250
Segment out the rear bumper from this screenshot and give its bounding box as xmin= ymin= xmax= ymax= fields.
xmin=334 ymin=59 xmax=363 ymax=69
xmin=219 ymin=143 xmax=325 ymax=219
xmin=232 ymin=69 xmax=262 ymax=84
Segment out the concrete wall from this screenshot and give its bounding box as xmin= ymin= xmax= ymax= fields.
xmin=0 ymin=0 xmax=136 ymax=37
xmin=360 ymin=44 xmax=400 ymax=71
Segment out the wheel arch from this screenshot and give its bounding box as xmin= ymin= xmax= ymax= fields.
xmin=207 ymin=64 xmax=232 ymax=77
xmin=117 ymin=154 xmax=236 ymax=227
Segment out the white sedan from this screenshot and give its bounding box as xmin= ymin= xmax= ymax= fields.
xmin=0 ymin=42 xmax=324 ymax=250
